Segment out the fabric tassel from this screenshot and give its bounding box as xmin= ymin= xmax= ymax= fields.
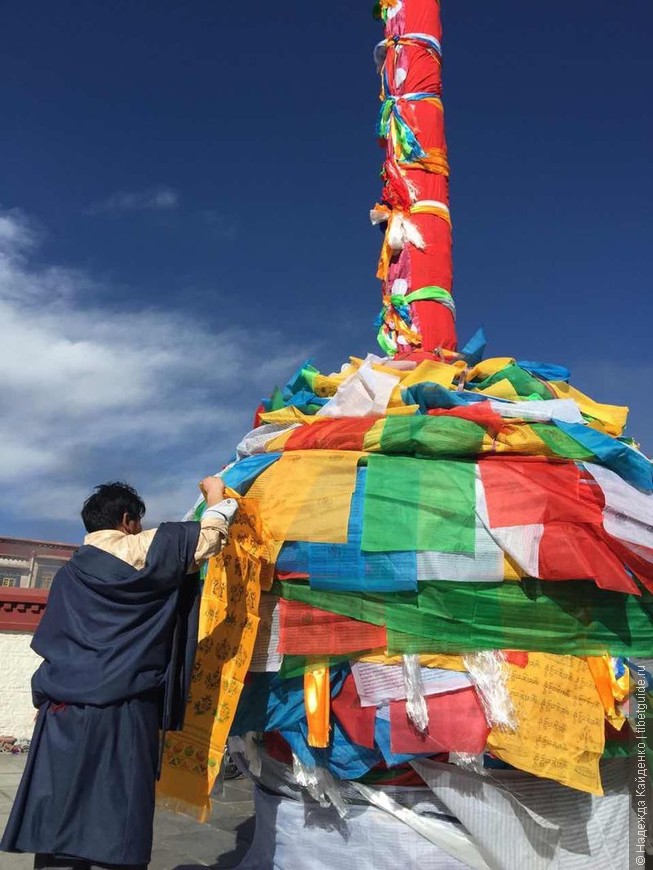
xmin=463 ymin=651 xmax=516 ymax=732
xmin=402 ymin=654 xmax=429 ymax=732
xmin=448 ymin=752 xmax=486 ymax=775
xmin=292 ymin=754 xmax=349 ymax=819
xmin=387 ymin=212 xmax=425 ymax=254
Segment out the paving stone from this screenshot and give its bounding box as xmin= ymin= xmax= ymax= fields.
xmin=0 ymin=851 xmax=33 ymax=869
xmin=150 ymin=846 xmax=211 ymax=870
xmin=203 ymin=812 xmax=256 ymax=837
xmin=205 ymin=801 xmax=255 ymax=824
xmin=0 ymin=755 xmax=255 ymax=870
xmin=157 ymin=829 xmax=230 ymax=867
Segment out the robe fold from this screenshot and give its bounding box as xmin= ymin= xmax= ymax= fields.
xmin=1 ymin=521 xmax=202 ymax=867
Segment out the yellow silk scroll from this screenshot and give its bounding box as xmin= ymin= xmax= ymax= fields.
xmin=157 ymin=497 xmax=276 ymax=821
xmin=487 ymin=652 xmax=605 ymax=795
xmin=247 ymin=449 xmax=363 ymax=544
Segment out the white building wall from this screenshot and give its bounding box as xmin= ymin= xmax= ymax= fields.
xmin=0 ymin=631 xmax=41 ymax=738
xmin=0 ymin=556 xmax=30 ymax=587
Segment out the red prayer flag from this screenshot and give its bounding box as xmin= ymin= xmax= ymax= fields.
xmin=284 ymin=417 xmax=379 ymax=452
xmin=539 ymin=522 xmax=639 ymax=594
xmin=390 ymin=687 xmax=489 ymax=754
xmin=480 ymin=457 xmax=603 ymax=528
xmin=277 ymin=599 xmax=387 ymax=656
xmin=332 ymin=673 xmax=377 ymax=749
xmin=601 ymin=533 xmax=653 ymax=595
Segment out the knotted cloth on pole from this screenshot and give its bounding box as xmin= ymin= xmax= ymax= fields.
xmin=373 ymin=0 xmax=457 ymax=357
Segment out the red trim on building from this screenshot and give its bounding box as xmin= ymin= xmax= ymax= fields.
xmin=0 ymin=537 xmax=76 ymax=632
xmin=0 ymin=587 xmax=49 ymax=632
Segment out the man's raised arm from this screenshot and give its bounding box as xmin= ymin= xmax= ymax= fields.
xmin=192 ymin=475 xmax=238 ymax=567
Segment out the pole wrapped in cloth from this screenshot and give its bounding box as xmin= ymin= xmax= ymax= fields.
xmin=373 ymin=0 xmax=456 ymax=355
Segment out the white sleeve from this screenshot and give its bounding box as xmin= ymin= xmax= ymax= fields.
xmin=202 ymin=497 xmax=238 ymax=525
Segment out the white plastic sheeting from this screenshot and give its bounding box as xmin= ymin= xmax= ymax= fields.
xmin=230 ymin=742 xmax=630 ymax=870
xmin=236 ymin=784 xmax=472 ymax=870
xmin=411 ymin=759 xmax=629 ymax=870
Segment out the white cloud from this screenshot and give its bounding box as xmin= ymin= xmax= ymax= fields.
xmin=0 ymin=208 xmax=309 ymax=536
xmin=87 ymin=186 xmax=180 ymax=214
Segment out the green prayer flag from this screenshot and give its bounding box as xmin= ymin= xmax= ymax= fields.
xmin=380 ymin=416 xmax=487 ymax=458
xmin=472 ymin=363 xmax=552 ymax=400
xmin=530 ymin=423 xmax=595 ymax=461
xmin=269 ymin=386 xmax=285 ymax=411
xmin=280 ymin=654 xmax=352 ymax=679
xmin=361 ymin=454 xmax=476 ymax=553
xmin=602 ymin=741 xmax=632 ymax=759
xmin=276 ymin=579 xmax=653 ymax=658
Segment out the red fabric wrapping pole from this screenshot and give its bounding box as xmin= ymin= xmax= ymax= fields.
xmin=374 ymin=0 xmax=457 ymax=356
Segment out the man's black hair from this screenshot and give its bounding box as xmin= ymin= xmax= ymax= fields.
xmin=81 ymin=482 xmax=146 ymax=533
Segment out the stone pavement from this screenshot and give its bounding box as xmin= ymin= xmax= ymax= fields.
xmin=0 ymin=754 xmax=255 ymax=870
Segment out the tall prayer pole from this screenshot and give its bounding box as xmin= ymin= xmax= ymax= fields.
xmin=373 ymin=0 xmax=457 ymax=358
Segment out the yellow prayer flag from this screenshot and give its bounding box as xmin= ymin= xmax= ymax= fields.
xmin=484 ymin=422 xmax=557 ymax=457
xmin=260 ymin=406 xmax=316 ymax=426
xmin=357 ymin=651 xmax=467 ymax=671
xmin=263 ymin=428 xmax=298 ymax=452
xmin=386 ymin=404 xmax=420 ymax=416
xmin=400 ymin=359 xmax=464 ymax=389
xmin=475 ymin=378 xmax=521 ymax=401
xmin=387 ymin=384 xmax=407 ymax=408
xmin=313 ymin=372 xmax=349 ymax=398
xmin=551 ymin=381 xmax=628 ymax=437
xmin=467 ymin=357 xmax=515 ymax=381
xmin=503 ymin=554 xmax=523 ymax=581
xmin=362 ymin=419 xmax=386 ymax=452
xmin=487 ymin=653 xmax=605 ymax=795
xmin=247 ymin=449 xmax=363 ymax=544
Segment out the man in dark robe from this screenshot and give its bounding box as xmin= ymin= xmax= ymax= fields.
xmin=1 ymin=478 xmax=236 ymax=869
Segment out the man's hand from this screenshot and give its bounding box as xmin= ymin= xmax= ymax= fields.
xmin=199 ymin=475 xmax=226 ymax=508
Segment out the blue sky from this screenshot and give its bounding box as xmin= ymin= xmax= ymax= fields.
xmin=1 ymin=0 xmax=651 ymax=541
